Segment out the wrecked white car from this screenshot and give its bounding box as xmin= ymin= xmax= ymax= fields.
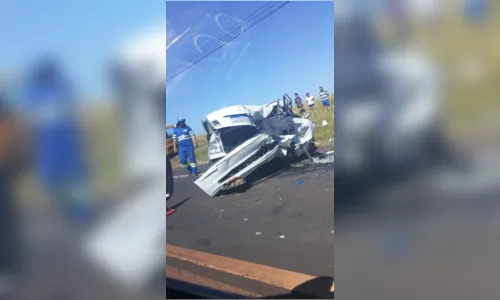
xmin=195 ymin=99 xmax=315 ymax=197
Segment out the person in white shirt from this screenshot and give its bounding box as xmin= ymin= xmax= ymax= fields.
xmin=305 ymin=93 xmax=317 ymax=113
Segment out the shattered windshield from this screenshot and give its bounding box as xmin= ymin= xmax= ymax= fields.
xmin=218 ymin=125 xmax=259 ymax=153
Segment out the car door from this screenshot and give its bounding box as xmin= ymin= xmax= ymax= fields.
xmin=201 ymin=119 xmax=226 ymax=161
xmin=201 ymin=119 xmax=212 ymax=143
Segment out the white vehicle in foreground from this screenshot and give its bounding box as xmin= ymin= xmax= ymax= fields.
xmin=195 ymin=98 xmax=315 ymax=197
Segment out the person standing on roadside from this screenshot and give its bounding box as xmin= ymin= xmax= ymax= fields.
xmin=319 ymin=86 xmax=332 ymax=111
xmin=173 ymin=117 xmax=199 ymax=176
xmin=305 ymin=92 xmax=317 ymax=113
xmin=294 ymin=93 xmax=306 ymax=116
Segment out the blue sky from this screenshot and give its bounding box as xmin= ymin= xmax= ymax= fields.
xmin=167 ymin=1 xmax=334 ymax=132
xmin=0 ymin=0 xmax=165 ymax=99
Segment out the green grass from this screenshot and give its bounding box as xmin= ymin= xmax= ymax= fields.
xmin=169 ymin=95 xmax=334 ymax=168
xmin=294 ymin=95 xmax=334 ymax=147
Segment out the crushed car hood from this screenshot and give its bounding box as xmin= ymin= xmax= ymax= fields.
xmin=205 ymin=101 xmax=296 ymax=129
xmin=195 ymin=134 xmax=279 ymax=197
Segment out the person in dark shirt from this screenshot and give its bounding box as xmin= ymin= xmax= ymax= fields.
xmin=294 ymin=93 xmax=306 ymax=116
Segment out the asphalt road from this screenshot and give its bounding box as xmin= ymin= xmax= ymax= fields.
xmin=166 ymin=160 xmax=335 ymax=298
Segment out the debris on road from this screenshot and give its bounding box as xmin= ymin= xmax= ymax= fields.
xmin=255 ymin=232 xmax=262 ymax=236
xmin=312 ymin=154 xmax=335 ymax=164
xmin=279 ymin=235 xmax=286 ymax=239
xmin=290 ymin=162 xmax=306 ymax=168
xmin=295 ymin=179 xmax=304 ymax=186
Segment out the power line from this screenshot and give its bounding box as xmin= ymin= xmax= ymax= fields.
xmin=166 ymin=1 xmax=283 ymax=78
xmin=166 ymin=1 xmax=290 ymax=82
xmin=166 ymin=1 xmax=279 ymax=75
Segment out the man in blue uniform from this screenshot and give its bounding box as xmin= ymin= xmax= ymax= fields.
xmin=173 ymin=117 xmax=199 ymax=176
xmin=23 ymin=57 xmax=93 ymax=225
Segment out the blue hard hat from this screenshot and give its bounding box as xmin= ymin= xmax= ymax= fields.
xmin=177 ymin=117 xmax=186 ymax=122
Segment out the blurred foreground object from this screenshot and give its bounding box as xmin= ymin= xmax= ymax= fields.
xmin=110 ymin=25 xmax=166 ymax=180
xmin=83 ymin=25 xmax=166 ymax=290
xmin=22 ymin=56 xmax=94 ymax=225
xmin=464 ymin=0 xmax=489 ymax=21
xmin=0 ymin=93 xmax=26 ymax=298
xmin=335 ymin=0 xmax=449 ymax=185
xmin=335 ymin=0 xmax=500 ymax=299
xmin=386 ymin=0 xmax=413 ymax=42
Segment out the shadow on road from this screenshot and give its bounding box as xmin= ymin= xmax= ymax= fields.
xmin=165 ymin=276 xmax=334 ymax=299
xmin=261 ymin=277 xmax=334 ymax=299
xmin=170 ymin=197 xmax=192 ymax=209
xmin=166 ymin=278 xmax=245 ymax=299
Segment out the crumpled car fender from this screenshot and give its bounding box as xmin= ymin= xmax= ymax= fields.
xmin=195 ymin=133 xmax=279 ymax=197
